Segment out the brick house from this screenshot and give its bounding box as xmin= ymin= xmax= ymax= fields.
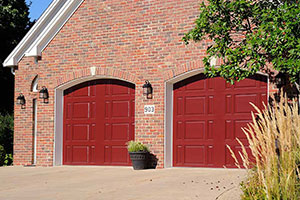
xmin=3 ymin=0 xmax=275 ymax=168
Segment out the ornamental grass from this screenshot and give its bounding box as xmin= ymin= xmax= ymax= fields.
xmin=228 ymin=93 xmax=300 ymax=199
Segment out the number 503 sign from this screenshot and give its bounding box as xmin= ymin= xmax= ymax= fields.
xmin=144 ymin=105 xmax=155 ymax=114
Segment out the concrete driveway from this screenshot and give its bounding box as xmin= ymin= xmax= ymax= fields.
xmin=0 ymin=166 xmax=246 ymax=200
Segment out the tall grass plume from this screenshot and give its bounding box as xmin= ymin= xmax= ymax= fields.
xmin=228 ymin=93 xmax=300 ymax=199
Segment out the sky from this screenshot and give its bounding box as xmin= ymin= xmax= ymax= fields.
xmin=26 ymin=0 xmax=53 ymax=21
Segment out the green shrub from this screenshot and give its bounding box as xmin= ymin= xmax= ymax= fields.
xmin=0 ymin=145 xmax=6 ymax=166
xmin=0 ymin=113 xmax=14 ymax=155
xmin=127 ymin=141 xmax=149 ymax=152
xmin=4 ymin=154 xmax=13 ymax=166
xmin=228 ymin=94 xmax=300 ymax=199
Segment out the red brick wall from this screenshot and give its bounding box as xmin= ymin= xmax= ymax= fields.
xmin=13 ymin=0 xmax=272 ymax=167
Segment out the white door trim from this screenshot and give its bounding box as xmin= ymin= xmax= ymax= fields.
xmin=33 ymin=99 xmax=38 ymax=165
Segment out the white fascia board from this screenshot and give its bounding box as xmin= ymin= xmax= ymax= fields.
xmin=2 ymin=0 xmax=84 ymax=67
xmin=3 ymin=0 xmax=67 ymax=67
xmin=25 ymin=0 xmax=84 ymax=57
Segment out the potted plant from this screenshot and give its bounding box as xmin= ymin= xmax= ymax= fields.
xmin=127 ymin=140 xmax=150 ymax=170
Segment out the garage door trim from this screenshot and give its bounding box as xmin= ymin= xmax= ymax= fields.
xmin=164 ymin=69 xmax=268 ymax=168
xmin=54 ymin=76 xmax=136 ymax=166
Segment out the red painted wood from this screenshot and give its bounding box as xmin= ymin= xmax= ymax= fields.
xmin=63 ymin=79 xmax=135 ymax=166
xmin=173 ymin=74 xmax=267 ymax=168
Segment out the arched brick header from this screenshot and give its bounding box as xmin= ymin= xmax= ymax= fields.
xmin=55 ymin=67 xmax=139 ymax=88
xmin=163 ymin=60 xmax=204 ymax=81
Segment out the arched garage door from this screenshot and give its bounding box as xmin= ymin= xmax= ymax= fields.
xmin=173 ymin=74 xmax=267 ymax=168
xmin=63 ymin=79 xmax=135 ymax=166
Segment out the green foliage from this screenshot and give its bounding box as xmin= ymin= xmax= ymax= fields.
xmin=127 ymin=141 xmax=150 ymax=152
xmin=240 ymin=168 xmax=270 ymax=200
xmin=4 ymin=154 xmax=13 ymax=166
xmin=0 ymin=113 xmax=14 ymax=155
xmin=0 ymin=0 xmax=33 ymax=113
xmin=183 ymin=0 xmax=300 ymax=84
xmin=0 ymin=145 xmax=5 ymax=166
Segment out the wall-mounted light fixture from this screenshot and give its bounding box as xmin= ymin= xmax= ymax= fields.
xmin=143 ymin=80 xmax=153 ymax=99
xmin=16 ymin=93 xmax=26 ymax=109
xmin=39 ymin=86 xmax=49 ymax=103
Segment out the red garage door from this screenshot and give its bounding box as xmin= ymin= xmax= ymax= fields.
xmin=63 ymin=79 xmax=135 ymax=166
xmin=173 ymin=74 xmax=267 ymax=168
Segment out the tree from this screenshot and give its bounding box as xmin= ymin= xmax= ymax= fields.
xmin=0 ymin=0 xmax=33 ymax=164
xmin=183 ymin=0 xmax=300 ymax=85
xmin=0 ymin=113 xmax=13 ymax=155
xmin=0 ymin=0 xmax=33 ymax=113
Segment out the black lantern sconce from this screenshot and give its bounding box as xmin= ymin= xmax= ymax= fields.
xmin=39 ymin=86 xmax=49 ymax=103
xmin=16 ymin=93 xmax=26 ymax=109
xmin=143 ymin=80 xmax=153 ymax=99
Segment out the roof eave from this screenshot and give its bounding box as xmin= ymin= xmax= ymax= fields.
xmin=3 ymin=0 xmax=84 ymax=67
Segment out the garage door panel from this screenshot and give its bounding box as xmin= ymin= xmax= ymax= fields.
xmin=208 ymin=78 xmax=214 ymax=90
xmin=184 ymin=146 xmax=205 ymax=164
xmin=130 ymin=100 xmax=135 ymax=116
xmin=186 ymin=80 xmax=205 ymax=91
xmin=111 ymin=146 xmax=129 ymax=164
xmin=175 ymin=145 xmax=184 ymax=165
xmin=185 ymin=97 xmax=205 ymax=115
xmin=234 ymin=78 xmax=257 ymax=88
xmin=90 ymin=102 xmax=96 ymax=119
xmin=185 ymin=121 xmax=205 ymax=139
xmin=225 ymin=146 xmax=235 ymax=167
xmin=72 ymin=124 xmax=89 ymax=141
xmin=72 ymin=85 xmax=90 ymax=97
xmin=72 ymin=146 xmax=88 ymax=163
xmin=176 ymin=97 xmax=184 ymax=116
xmin=234 ymin=120 xmax=252 ymax=139
xmin=225 ymin=120 xmax=234 ymax=140
xmin=208 ymin=96 xmax=214 ymax=114
xmin=90 ymin=146 xmax=96 ymax=163
xmin=111 ymin=123 xmax=129 ymax=140
xmin=65 ymin=124 xmax=72 ymax=141
xmin=104 ymin=124 xmax=111 ymax=140
xmin=261 ymin=93 xmax=267 ymax=106
xmin=104 ymin=146 xmax=110 ymax=163
xmin=234 ymin=94 xmax=257 ymax=113
xmin=207 ymin=121 xmax=214 ymax=139
xmin=72 ymin=102 xmax=90 ymax=119
xmin=105 ymin=101 xmax=110 ymax=118
xmin=225 ymin=119 xmax=251 ymax=140
xmin=111 ymin=101 xmax=130 ymax=118
xmin=225 ymin=95 xmax=233 ymax=113
xmin=207 ymin=146 xmax=214 ymax=165
xmin=176 ymin=121 xmax=184 ymax=139
xmin=66 ymin=146 xmax=72 ymax=163
xmin=66 ymin=103 xmax=72 ymax=119
xmin=63 ymin=79 xmax=135 ymax=166
xmin=111 ymin=84 xmax=131 ymax=95
xmin=90 ymin=124 xmax=96 ymax=141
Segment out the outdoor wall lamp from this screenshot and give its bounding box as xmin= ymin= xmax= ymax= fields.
xmin=143 ymin=80 xmax=153 ymax=99
xmin=39 ymin=86 xmax=49 ymax=103
xmin=16 ymin=93 xmax=26 ymax=109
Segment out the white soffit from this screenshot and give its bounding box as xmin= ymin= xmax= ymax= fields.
xmin=3 ymin=0 xmax=84 ymax=67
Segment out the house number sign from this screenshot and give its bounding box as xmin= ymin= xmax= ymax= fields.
xmin=144 ymin=105 xmax=155 ymax=114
